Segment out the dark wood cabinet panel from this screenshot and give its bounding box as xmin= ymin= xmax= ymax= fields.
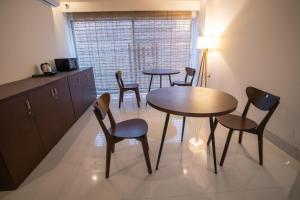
xmin=0 ymin=154 xmax=14 ymax=190
xmin=28 ymin=84 xmax=62 ymax=153
xmin=82 ymin=68 xmax=97 ymax=109
xmin=81 ymin=70 xmax=90 ymax=110
xmin=0 ymin=67 xmax=96 ymax=190
xmin=68 ymin=68 xmax=96 ymax=120
xmin=68 ymin=73 xmax=85 ymax=119
xmin=0 ymin=94 xmax=45 ymax=190
xmin=53 ymin=78 xmax=75 ymax=134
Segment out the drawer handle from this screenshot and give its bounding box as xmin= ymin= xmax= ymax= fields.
xmin=51 ymin=88 xmax=55 ymax=97
xmin=54 ymin=88 xmax=58 ymax=97
xmin=25 ymin=99 xmax=32 ymax=116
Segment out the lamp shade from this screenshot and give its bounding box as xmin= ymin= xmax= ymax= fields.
xmin=196 ymin=36 xmax=220 ymax=49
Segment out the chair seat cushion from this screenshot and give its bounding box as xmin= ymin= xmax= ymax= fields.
xmin=109 ymin=118 xmax=148 ymax=138
xmin=124 ymin=83 xmax=139 ymax=89
xmin=216 ymin=114 xmax=257 ymax=131
xmin=172 ymin=81 xmax=190 ymax=86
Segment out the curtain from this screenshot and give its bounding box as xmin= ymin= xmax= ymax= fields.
xmin=70 ymin=11 xmax=197 ymax=94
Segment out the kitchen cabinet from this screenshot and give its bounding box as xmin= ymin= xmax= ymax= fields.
xmin=69 ymin=68 xmax=96 ymax=119
xmin=69 ymin=73 xmax=85 ymax=119
xmin=0 ymin=67 xmax=96 ymax=190
xmin=29 ymin=77 xmax=75 ymax=153
xmin=82 ymin=68 xmax=97 ymax=109
xmin=28 ymin=83 xmax=63 ymax=153
xmin=0 ymin=94 xmax=45 ymax=190
xmin=53 ymin=78 xmax=75 ymax=133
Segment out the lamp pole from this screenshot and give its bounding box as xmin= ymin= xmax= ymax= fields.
xmin=197 ymin=48 xmax=208 ymax=87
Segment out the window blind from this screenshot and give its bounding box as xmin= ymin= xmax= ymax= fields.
xmin=70 ymin=11 xmax=194 ymax=94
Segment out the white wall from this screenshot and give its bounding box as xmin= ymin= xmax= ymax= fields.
xmin=204 ymin=0 xmax=300 ymax=150
xmin=0 ymin=0 xmax=73 ymax=85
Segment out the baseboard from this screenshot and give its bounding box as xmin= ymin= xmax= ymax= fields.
xmin=264 ymin=129 xmax=300 ymax=161
xmin=234 ymin=110 xmax=300 ymax=162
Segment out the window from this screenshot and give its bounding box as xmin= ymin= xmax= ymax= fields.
xmin=70 ymin=12 xmax=198 ymax=94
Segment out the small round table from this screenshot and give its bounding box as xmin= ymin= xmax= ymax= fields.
xmin=143 ymin=68 xmax=180 ymax=92
xmin=146 ymin=86 xmax=238 ymax=174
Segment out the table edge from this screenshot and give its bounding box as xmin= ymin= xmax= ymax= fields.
xmin=147 ymin=100 xmax=237 ymax=117
xmin=142 ymin=70 xmax=180 ymax=75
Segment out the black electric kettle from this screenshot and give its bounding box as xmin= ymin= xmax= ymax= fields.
xmin=40 ymin=63 xmax=57 ymax=75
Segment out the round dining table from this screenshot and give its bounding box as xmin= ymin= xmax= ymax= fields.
xmin=143 ymin=68 xmax=180 ymax=92
xmin=146 ymin=86 xmax=238 ymax=174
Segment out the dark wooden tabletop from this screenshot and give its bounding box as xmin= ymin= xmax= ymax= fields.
xmin=146 ymin=87 xmax=238 ymax=117
xmin=143 ymin=68 xmax=180 ymax=75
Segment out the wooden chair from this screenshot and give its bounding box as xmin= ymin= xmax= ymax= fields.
xmin=115 ymin=71 xmax=141 ymax=108
xmin=207 ymin=86 xmax=280 ymax=166
xmin=171 ymin=67 xmax=196 ymax=86
xmin=93 ymin=93 xmax=152 ymax=178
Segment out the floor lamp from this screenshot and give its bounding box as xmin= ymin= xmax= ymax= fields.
xmin=190 ymin=36 xmax=220 ymax=150
xmin=196 ymin=36 xmax=220 ymax=87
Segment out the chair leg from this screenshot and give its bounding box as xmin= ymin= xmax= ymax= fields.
xmin=105 ymin=143 xmax=112 ymax=178
xmin=135 ymin=88 xmax=140 ymax=107
xmin=146 ymin=75 xmax=153 ymax=106
xmin=141 ymin=136 xmax=152 ymax=174
xmin=137 ymin=88 xmax=141 ymax=102
xmin=181 ymin=116 xmax=186 ymax=142
xmin=118 ymin=91 xmax=122 ymax=108
xmin=258 ymin=134 xmax=263 ymax=165
xmin=121 ymin=91 xmax=124 ymax=102
xmin=144 ymin=136 xmax=150 ymax=151
xmin=111 ymin=143 xmax=115 ymax=153
xmin=220 ymin=129 xmax=234 ymax=166
xmin=238 ymin=131 xmax=243 ymax=144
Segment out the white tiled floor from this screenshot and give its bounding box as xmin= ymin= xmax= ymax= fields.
xmin=0 ymin=95 xmax=299 ymax=200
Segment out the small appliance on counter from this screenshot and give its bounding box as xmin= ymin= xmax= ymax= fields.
xmin=32 ymin=62 xmax=57 ymax=77
xmin=40 ymin=62 xmax=57 ymax=75
xmin=54 ymin=58 xmax=78 ymax=72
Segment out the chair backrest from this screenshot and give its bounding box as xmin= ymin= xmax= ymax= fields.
xmin=115 ymin=71 xmax=124 ymax=88
xmin=93 ymin=93 xmax=116 ymax=140
xmin=242 ymin=86 xmax=280 ymax=133
xmin=184 ymin=67 xmax=196 ymax=85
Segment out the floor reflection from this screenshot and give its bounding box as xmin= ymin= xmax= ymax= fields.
xmin=94 ymin=132 xmax=105 ymax=147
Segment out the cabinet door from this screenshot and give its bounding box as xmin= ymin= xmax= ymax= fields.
xmin=53 ymin=78 xmax=75 ymax=134
xmin=0 ymin=94 xmax=45 ymax=189
xmin=80 ymin=71 xmax=89 ymax=110
xmin=28 ymin=84 xmax=62 ymax=153
xmin=68 ymin=73 xmax=85 ymax=119
xmin=84 ymin=68 xmax=97 ymax=107
xmin=80 ymin=69 xmax=96 ymax=110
